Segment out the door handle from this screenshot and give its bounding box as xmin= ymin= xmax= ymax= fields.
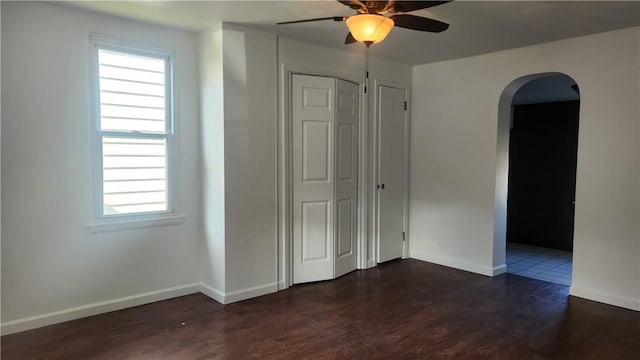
xmin=377 ymin=184 xmax=385 ymax=190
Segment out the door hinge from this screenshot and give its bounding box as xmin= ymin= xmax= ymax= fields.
xmin=404 ymin=101 xmax=407 ymax=111
xmin=402 ymin=231 xmax=406 ymax=242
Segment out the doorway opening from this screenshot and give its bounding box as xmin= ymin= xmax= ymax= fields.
xmin=495 ymin=73 xmax=580 ymax=286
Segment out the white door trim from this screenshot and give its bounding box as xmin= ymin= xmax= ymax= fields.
xmin=277 ymin=63 xmax=367 ymax=289
xmin=372 ymin=80 xmax=411 ymax=261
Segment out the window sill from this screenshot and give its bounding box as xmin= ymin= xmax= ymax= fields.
xmin=86 ymin=214 xmax=186 ymax=233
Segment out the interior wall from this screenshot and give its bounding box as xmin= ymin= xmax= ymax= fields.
xmin=1 ymin=2 xmax=203 ymax=333
xmin=200 ymin=23 xmax=278 ymax=303
xmin=221 ymin=23 xmax=278 ymax=298
xmin=277 ymin=37 xmax=413 ymax=285
xmin=410 ymin=27 xmax=640 ymax=310
xmin=199 ymin=24 xmax=226 ymax=296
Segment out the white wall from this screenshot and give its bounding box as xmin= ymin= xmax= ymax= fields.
xmin=199 ymin=24 xmax=226 ymax=297
xmin=222 ymin=24 xmax=278 ymax=298
xmin=200 ymin=23 xmax=278 ymax=302
xmin=1 ymin=2 xmax=202 ymax=333
xmin=277 ymin=37 xmax=413 ymax=284
xmin=410 ymin=27 xmax=640 ymax=310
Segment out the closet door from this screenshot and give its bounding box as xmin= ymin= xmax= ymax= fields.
xmin=292 ymin=74 xmax=336 ymax=283
xmin=377 ymin=85 xmax=407 ymax=263
xmin=334 ymin=79 xmax=359 ymax=278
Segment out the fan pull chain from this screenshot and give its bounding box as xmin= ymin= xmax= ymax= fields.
xmin=364 ymin=45 xmax=369 ymax=94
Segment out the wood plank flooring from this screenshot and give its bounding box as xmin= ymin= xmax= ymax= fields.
xmin=2 ymin=259 xmax=639 ymax=359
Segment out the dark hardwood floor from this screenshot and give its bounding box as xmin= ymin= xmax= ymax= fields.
xmin=2 ymin=259 xmax=639 ymax=359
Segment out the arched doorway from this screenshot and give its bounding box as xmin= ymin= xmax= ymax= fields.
xmin=494 ymin=73 xmax=580 ymax=285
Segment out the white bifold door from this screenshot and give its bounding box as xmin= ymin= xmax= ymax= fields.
xmin=292 ymin=74 xmax=359 ymax=284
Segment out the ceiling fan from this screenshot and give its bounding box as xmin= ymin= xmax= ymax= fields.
xmin=277 ymin=1 xmax=451 ymax=46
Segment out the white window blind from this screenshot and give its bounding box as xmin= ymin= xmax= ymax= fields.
xmin=97 ymin=48 xmax=172 ymax=217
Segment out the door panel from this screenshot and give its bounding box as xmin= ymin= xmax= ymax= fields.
xmin=377 ymin=85 xmax=406 ymax=263
xmin=337 ymin=124 xmax=354 ymax=181
xmin=302 ymin=121 xmax=330 ymax=182
xmin=336 ymin=199 xmax=353 ymax=257
xmin=334 ymin=79 xmax=358 ymax=278
xmin=301 ymin=201 xmax=330 ymax=262
xmin=293 ymin=74 xmax=335 ymax=283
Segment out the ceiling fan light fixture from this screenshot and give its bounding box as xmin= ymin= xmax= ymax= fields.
xmin=346 ymin=14 xmax=394 ymax=45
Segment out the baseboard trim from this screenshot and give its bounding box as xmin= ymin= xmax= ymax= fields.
xmin=1 ymin=283 xmax=200 ymax=336
xmin=224 ymin=282 xmax=279 ymax=304
xmin=199 ymin=283 xmax=225 ymax=304
xmin=199 ymin=282 xmax=279 ymax=304
xmin=492 ymin=264 xmax=507 ymax=276
xmin=410 ymin=251 xmax=494 ymax=276
xmin=277 ymin=280 xmax=288 ymax=290
xmin=570 ymin=285 xmax=640 ymax=311
xmin=2 ymin=281 xmax=284 ymax=335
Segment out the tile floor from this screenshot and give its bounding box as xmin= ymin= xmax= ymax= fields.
xmin=506 ymin=242 xmax=572 ymax=285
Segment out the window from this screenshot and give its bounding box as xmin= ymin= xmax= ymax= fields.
xmin=93 ymin=44 xmax=175 ymax=221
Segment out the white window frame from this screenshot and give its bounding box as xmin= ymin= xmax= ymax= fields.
xmin=88 ymin=37 xmax=184 ymax=232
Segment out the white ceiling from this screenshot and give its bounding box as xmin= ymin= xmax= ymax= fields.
xmin=64 ymin=0 xmax=640 ymax=65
